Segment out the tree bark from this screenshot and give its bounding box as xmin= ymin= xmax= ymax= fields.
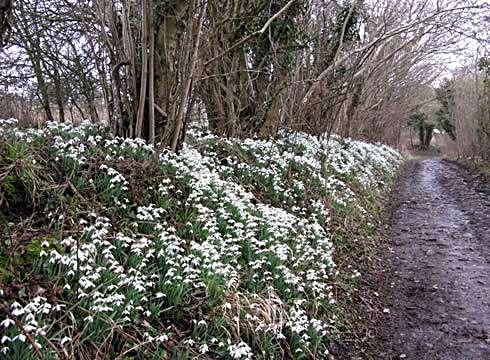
xmin=135 ymin=0 xmax=149 ymax=139
xmin=148 ymin=0 xmax=155 ymax=145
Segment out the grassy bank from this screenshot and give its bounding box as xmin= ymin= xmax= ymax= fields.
xmin=0 ymin=119 xmax=402 ymax=359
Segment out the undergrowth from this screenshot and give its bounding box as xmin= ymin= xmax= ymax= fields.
xmin=0 ymin=118 xmax=402 ymax=359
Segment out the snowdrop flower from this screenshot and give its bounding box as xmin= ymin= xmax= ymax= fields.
xmin=0 ymin=119 xmax=402 ymax=358
xmin=228 ymin=342 xmax=252 ymax=359
xmin=11 ymin=308 xmax=25 ymax=316
xmin=0 ymin=318 xmax=14 ymax=328
xmin=13 ymin=334 xmax=26 ymax=342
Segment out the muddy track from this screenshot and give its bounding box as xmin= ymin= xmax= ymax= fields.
xmin=379 ymin=159 xmax=490 ymax=359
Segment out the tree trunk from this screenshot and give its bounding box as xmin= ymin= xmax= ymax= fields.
xmin=424 ymin=124 xmax=434 ymax=149
xmin=170 ymin=0 xmax=206 ymax=151
xmin=135 ymin=0 xmax=149 ymax=139
xmin=0 ymin=0 xmax=13 ymax=46
xmin=32 ymin=59 xmax=54 ymax=122
xmin=53 ymin=67 xmax=65 ymax=122
xmin=153 ymin=2 xmax=187 ymax=144
xmin=418 ymin=123 xmax=425 ymax=148
xmin=148 ymin=0 xmax=155 ymax=145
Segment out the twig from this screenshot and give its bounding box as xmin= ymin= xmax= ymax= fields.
xmin=204 ymin=0 xmax=297 ymax=67
xmin=154 ymin=103 xmax=168 ymax=118
xmin=38 ymin=333 xmax=65 ymax=359
xmin=114 ymin=338 xmax=155 ymax=360
xmin=66 ymin=179 xmax=86 ymax=201
xmin=12 ymin=317 xmax=44 ymax=359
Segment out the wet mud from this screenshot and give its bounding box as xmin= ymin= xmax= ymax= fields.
xmin=379 ymin=159 xmax=490 ymax=359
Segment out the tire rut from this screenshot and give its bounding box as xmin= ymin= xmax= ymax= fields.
xmin=379 ymin=159 xmax=490 ymax=359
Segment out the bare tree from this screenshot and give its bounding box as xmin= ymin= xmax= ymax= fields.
xmin=0 ymin=0 xmax=13 ymax=46
xmin=1 ymin=0 xmax=488 ymax=150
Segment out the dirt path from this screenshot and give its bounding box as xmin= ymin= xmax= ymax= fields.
xmin=379 ymin=159 xmax=490 ymax=359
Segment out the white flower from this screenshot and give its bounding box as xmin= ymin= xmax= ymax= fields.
xmin=156 ymin=335 xmax=168 ymax=342
xmin=14 ymin=334 xmax=26 ymax=342
xmin=11 ymin=308 xmax=25 ymax=316
xmin=0 ymin=118 xmax=403 ymax=358
xmin=199 ymin=344 xmax=209 ymax=354
xmin=0 ymin=318 xmax=14 ymax=328
xmin=228 ymin=342 xmax=252 ymax=359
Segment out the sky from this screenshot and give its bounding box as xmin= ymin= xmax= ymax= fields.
xmin=434 ymin=0 xmax=489 ymax=81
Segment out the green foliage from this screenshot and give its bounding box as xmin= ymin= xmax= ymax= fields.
xmin=333 ymin=1 xmax=362 ymax=43
xmin=233 ymin=0 xmax=308 ymax=70
xmin=407 ymin=111 xmax=426 ymax=128
xmin=408 ymin=111 xmax=437 ymax=149
xmin=320 ymin=1 xmax=363 ymax=68
xmin=435 ymin=79 xmax=456 ymax=140
xmin=478 ymin=57 xmax=490 ymax=88
xmin=0 ymin=121 xmax=402 ymax=358
xmin=0 ymin=141 xmax=56 ymax=218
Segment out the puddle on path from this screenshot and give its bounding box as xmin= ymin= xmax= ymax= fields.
xmin=379 ymin=159 xmax=489 ymax=359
